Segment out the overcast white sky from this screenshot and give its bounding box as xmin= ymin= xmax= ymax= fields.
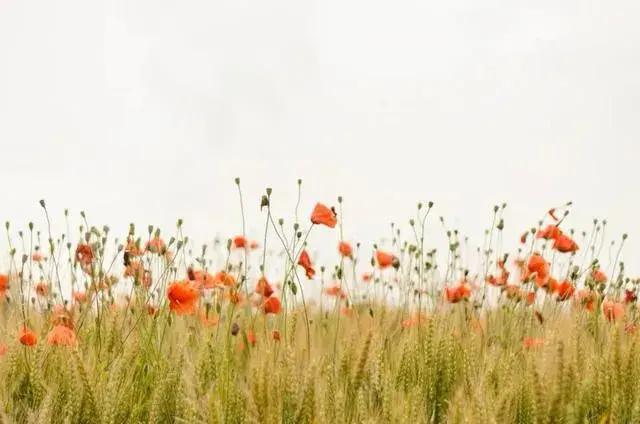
xmin=1 ymin=1 xmax=639 ymax=278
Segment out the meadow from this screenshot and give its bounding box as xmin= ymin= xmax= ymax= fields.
xmin=0 ymin=180 xmax=638 ymax=424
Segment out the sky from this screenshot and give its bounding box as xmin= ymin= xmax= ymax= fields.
xmin=1 ymin=0 xmax=639 ymax=280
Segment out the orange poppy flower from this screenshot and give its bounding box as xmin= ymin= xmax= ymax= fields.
xmin=298 ymin=250 xmax=316 ymax=279
xmin=35 ymin=282 xmax=49 ymax=297
xmin=338 ymin=241 xmax=353 ymax=258
xmin=553 ymin=280 xmax=575 ymax=301
xmin=574 ymin=289 xmax=598 ymax=313
xmin=75 ymin=243 xmax=94 ymax=267
xmin=213 ymin=271 xmax=236 ymax=287
xmin=72 ymin=291 xmax=88 ymax=304
xmin=166 ymin=280 xmax=200 ymax=315
xmin=190 ymin=270 xmax=217 ymax=289
xmin=46 ymin=325 xmax=77 ymax=347
xmin=324 ymin=284 xmax=346 ymax=299
xmin=536 ymin=225 xmax=562 ymax=240
xmin=272 ymin=329 xmax=281 ymax=342
xmin=147 ymin=305 xmax=158 ymax=316
xmin=247 ymin=329 xmax=257 ymax=346
xmin=249 ymin=240 xmax=259 ymax=250
xmin=145 ymin=237 xmax=166 ymax=254
xmin=553 ymin=234 xmax=579 ymax=254
xmin=18 ymin=325 xmax=37 ymax=347
xmin=592 ymin=269 xmax=608 ymax=284
xmin=603 ymin=300 xmax=625 ymax=322
xmin=198 ymin=309 xmax=219 ymax=327
xmin=523 ymin=337 xmax=544 ymax=349
xmin=125 ymin=237 xmax=143 ymax=256
xmin=31 ymin=252 xmax=45 ymax=262
xmin=445 ymin=284 xmax=472 ymax=303
xmin=525 ymin=291 xmax=536 ymax=305
xmin=262 ymin=296 xmax=282 ymax=314
xmin=124 ymin=260 xmax=146 ymax=280
xmin=401 ymin=314 xmax=429 ymax=328
xmin=255 ymin=277 xmax=274 ymax=297
xmin=376 ymin=250 xmax=399 ymax=269
xmin=310 ymin=203 xmax=337 ymax=228
xmin=362 ymin=272 xmax=373 ymax=282
xmin=0 ymin=343 xmax=6 ymax=357
xmin=340 ymin=306 xmax=354 ymax=317
xmin=0 ymin=274 xmax=8 ymax=297
xmin=233 ymin=236 xmax=247 ymax=249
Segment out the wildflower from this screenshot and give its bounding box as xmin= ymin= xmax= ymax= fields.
xmin=445 ymin=284 xmax=472 ymax=303
xmin=249 ymin=241 xmax=259 ymax=250
xmin=526 ymin=253 xmax=550 ymax=286
xmin=272 ymin=329 xmax=281 ymax=342
xmin=338 ymin=241 xmax=353 ymax=259
xmin=262 ymin=296 xmax=282 ymax=314
xmin=31 ymin=252 xmax=45 ymax=262
xmin=553 ymin=280 xmax=575 ymax=301
xmin=35 ymin=282 xmax=49 ymax=297
xmin=125 ymin=237 xmax=143 ymax=257
xmin=401 ymin=314 xmax=429 ymax=328
xmin=592 ymin=269 xmax=608 ymax=284
xmin=0 ymin=343 xmax=6 ymax=357
xmin=376 ymin=250 xmax=399 ymax=270
xmin=247 ymin=330 xmax=257 ymax=346
xmin=233 ymin=236 xmax=247 ymax=249
xmin=0 ymin=274 xmax=8 ymax=297
xmin=552 ymin=234 xmax=579 ymax=253
xmin=18 ymin=325 xmax=37 ymax=347
xmin=46 ymin=325 xmax=77 ymax=347
xmin=575 ymin=289 xmax=598 ymax=313
xmin=75 ymin=243 xmax=94 ymax=267
xmin=603 ymin=300 xmax=625 ymax=322
xmin=72 ymin=291 xmax=88 ymax=304
xmin=166 ymin=280 xmax=199 ymax=315
xmin=255 ymin=277 xmax=274 ymax=297
xmin=199 ymin=309 xmax=219 ymax=327
xmin=324 ymin=284 xmax=346 ymax=299
xmin=523 ymin=337 xmax=544 ymax=349
xmin=536 ymin=225 xmax=562 ymax=240
xmin=362 ymin=272 xmax=373 ymax=282
xmin=625 ymin=289 xmax=637 ymax=304
xmin=213 ymin=271 xmax=236 ymax=287
xmin=190 ymin=270 xmax=216 ymax=289
xmin=310 ymin=203 xmax=337 ymax=228
xmin=145 ymin=237 xmax=166 ymax=255
xmin=297 ymin=250 xmax=316 ymax=279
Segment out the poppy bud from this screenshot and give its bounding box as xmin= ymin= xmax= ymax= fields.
xmin=234 ymin=177 xmax=240 ymax=185
xmin=231 ymin=322 xmax=240 ymax=336
xmin=392 ymin=257 xmax=400 ymax=270
xmin=260 ymin=195 xmax=269 ymax=210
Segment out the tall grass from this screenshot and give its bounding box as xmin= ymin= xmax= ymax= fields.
xmin=0 ymin=185 xmax=637 ymax=423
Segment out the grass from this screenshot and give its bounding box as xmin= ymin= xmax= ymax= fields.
xmin=0 ymin=182 xmax=637 ymax=423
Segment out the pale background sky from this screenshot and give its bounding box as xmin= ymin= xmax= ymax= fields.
xmin=1 ymin=1 xmax=639 ymax=279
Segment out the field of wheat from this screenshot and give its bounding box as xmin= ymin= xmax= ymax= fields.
xmin=0 ymin=181 xmax=637 ymax=424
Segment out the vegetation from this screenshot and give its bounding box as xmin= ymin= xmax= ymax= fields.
xmin=0 ymin=180 xmax=637 ymax=423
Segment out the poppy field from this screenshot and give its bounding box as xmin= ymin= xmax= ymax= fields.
xmin=0 ymin=181 xmax=639 ymax=423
